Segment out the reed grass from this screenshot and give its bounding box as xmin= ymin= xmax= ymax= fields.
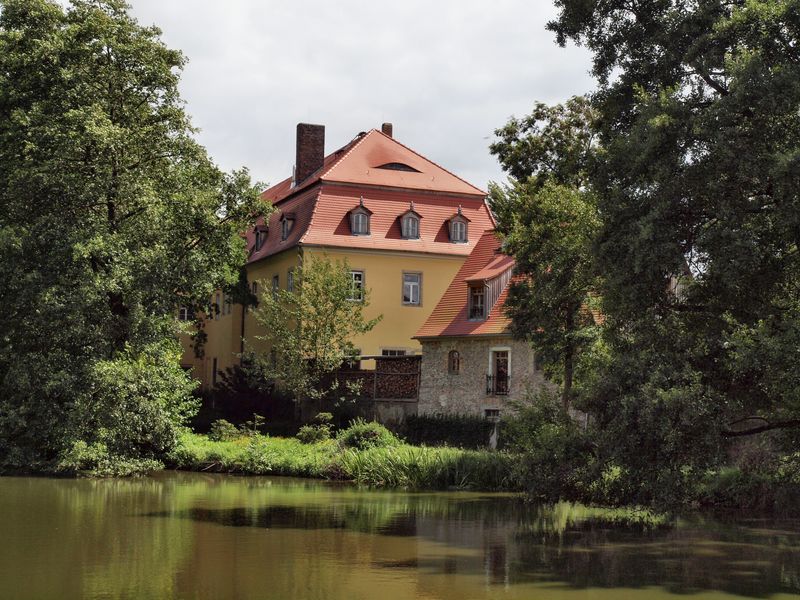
xmin=169 ymin=432 xmax=517 ymax=491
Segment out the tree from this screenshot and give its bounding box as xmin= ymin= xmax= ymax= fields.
xmin=490 ymin=97 xmax=601 ymax=409
xmin=549 ymin=0 xmax=800 ymax=424
xmin=546 ymin=0 xmax=800 ymax=500
xmin=251 ymin=255 xmax=381 ymax=405
xmin=0 ymin=0 xmax=268 ymax=472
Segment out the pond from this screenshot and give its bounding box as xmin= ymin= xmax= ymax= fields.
xmin=1 ymin=472 xmax=798 ymax=599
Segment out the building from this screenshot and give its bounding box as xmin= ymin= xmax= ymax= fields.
xmin=181 ymin=123 xmax=496 ymax=388
xmin=414 ymin=230 xmax=546 ymax=418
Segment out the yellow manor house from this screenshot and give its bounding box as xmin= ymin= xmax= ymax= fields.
xmin=180 ymin=123 xmax=496 ymax=388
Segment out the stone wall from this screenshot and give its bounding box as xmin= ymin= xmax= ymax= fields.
xmin=417 ymin=336 xmax=546 ymax=418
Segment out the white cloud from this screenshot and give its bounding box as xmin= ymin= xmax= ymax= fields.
xmin=127 ymin=0 xmax=595 ymax=191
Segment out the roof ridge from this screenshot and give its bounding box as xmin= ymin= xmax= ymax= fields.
xmin=369 ymin=128 xmax=487 ymax=196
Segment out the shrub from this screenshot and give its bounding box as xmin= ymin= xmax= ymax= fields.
xmin=337 ymin=418 xmax=400 ymax=450
xmin=399 ymin=413 xmax=495 ymax=449
xmin=503 ymin=391 xmax=594 ymax=502
xmin=295 ymin=413 xmax=334 ymax=444
xmin=297 ymin=425 xmax=330 ymax=444
xmin=208 ymin=419 xmax=240 ymax=442
xmin=57 ymin=440 xmax=162 ymax=477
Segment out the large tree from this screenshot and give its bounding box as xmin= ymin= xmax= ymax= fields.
xmin=490 ymin=97 xmax=601 ymax=409
xmin=0 ymin=0 xmax=267 ymax=472
xmin=547 ymin=0 xmax=800 ymax=500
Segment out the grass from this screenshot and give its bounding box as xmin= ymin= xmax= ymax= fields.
xmin=168 ymin=432 xmax=518 ymax=491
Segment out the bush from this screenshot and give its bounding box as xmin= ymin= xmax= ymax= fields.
xmin=295 ymin=413 xmax=334 ymax=444
xmin=297 ymin=425 xmax=330 ymax=444
xmin=208 ymin=419 xmax=240 ymax=442
xmin=503 ymin=391 xmax=594 ymax=502
xmin=337 ymin=418 xmax=400 ymax=450
xmin=399 ymin=413 xmax=495 ymax=449
xmin=61 ymin=342 xmax=198 ymax=470
xmin=57 ymin=440 xmax=163 ymax=477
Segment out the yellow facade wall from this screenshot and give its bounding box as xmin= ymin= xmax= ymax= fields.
xmin=181 ymin=245 xmax=465 ymax=388
xmin=302 ymin=246 xmax=464 ymax=365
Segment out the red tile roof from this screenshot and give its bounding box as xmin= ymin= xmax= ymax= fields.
xmin=247 ymin=128 xmax=493 ymax=262
xmin=415 ymin=230 xmax=516 ymax=339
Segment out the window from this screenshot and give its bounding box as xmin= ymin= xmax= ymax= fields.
xmin=469 ymin=285 xmax=485 ymax=319
xmin=281 ymin=215 xmax=295 ymax=241
xmin=381 ymin=349 xmax=407 ymax=356
xmin=348 ymin=270 xmax=364 ymax=301
xmin=251 ymin=281 xmax=258 ymax=297
xmin=287 ymin=268 xmax=294 ymax=292
xmin=402 ymin=272 xmax=421 ymax=305
xmin=178 ymin=306 xmax=194 ymax=321
xmin=451 ymin=220 xmax=466 ymax=242
xmin=401 ymin=214 xmax=420 ymax=239
xmin=254 ymin=229 xmax=264 ymax=251
xmin=486 ymin=350 xmax=510 ymax=396
xmin=352 ymin=211 xmax=370 ymax=235
xmin=449 ymin=206 xmax=469 ymax=243
xmin=448 ymin=350 xmax=460 ymax=374
xmin=223 ymin=294 xmax=232 ymax=315
xmin=272 ymin=275 xmax=279 ymax=299
xmin=484 ymin=408 xmax=501 ymax=421
xmin=215 ymin=293 xmax=221 ymax=319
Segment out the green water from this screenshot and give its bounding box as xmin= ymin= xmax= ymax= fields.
xmin=1 ymin=472 xmax=798 ymax=599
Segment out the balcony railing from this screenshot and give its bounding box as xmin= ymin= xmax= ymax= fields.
xmin=486 ymin=374 xmax=510 ymax=396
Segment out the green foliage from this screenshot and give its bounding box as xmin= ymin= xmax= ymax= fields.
xmin=239 ymin=413 xmax=266 ymax=437
xmin=57 ymin=441 xmax=163 ymax=477
xmin=502 ymin=392 xmax=595 ymax=502
xmin=399 ymin=413 xmax=495 ymax=449
xmin=68 ymin=341 xmax=199 ymax=459
xmin=335 ymin=445 xmax=516 ymax=491
xmin=490 ymin=97 xmax=602 ymax=408
xmin=337 ymin=418 xmax=401 ymax=450
xmin=0 ymin=0 xmax=267 ymax=472
xmin=252 ymin=255 xmax=381 ymax=403
xmin=208 ymin=419 xmax=240 ymax=442
xmin=295 ymin=412 xmax=334 ymax=444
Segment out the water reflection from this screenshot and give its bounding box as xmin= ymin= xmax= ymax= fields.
xmin=1 ymin=472 xmax=800 ymax=600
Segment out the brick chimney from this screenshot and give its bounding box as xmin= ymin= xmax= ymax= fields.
xmin=381 ymin=122 xmax=393 ymax=138
xmin=295 ymin=123 xmax=325 ymax=185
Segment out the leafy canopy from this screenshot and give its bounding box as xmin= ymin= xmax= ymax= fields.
xmin=0 ymin=0 xmax=268 ymax=472
xmin=252 ymin=255 xmax=381 ymax=403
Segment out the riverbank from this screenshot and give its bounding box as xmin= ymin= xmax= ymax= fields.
xmin=168 ymin=432 xmax=518 ymax=491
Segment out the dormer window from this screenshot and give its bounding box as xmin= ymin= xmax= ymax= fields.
xmin=400 ymin=202 xmax=421 ymax=239
xmin=280 ymin=213 xmax=295 ymax=241
xmin=449 ymin=206 xmax=469 ymax=243
xmin=254 ymin=225 xmax=268 ymax=251
xmin=350 ymin=197 xmax=372 ymax=235
xmin=468 ymin=284 xmax=486 ymax=320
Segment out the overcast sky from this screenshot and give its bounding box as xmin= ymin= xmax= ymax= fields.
xmin=126 ymin=0 xmax=596 ymax=192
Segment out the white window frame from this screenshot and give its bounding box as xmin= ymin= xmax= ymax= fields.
xmin=402 ymin=272 xmax=421 ymax=306
xmin=468 ymin=284 xmax=486 ymax=320
xmin=380 ymin=348 xmax=407 ymax=356
xmin=450 ymin=219 xmax=467 ymax=243
xmin=178 ymin=306 xmax=191 ymax=321
xmin=351 ymin=211 xmax=370 ymax=235
xmin=401 ymin=214 xmax=419 ymax=239
xmin=488 ymin=346 xmax=511 ymax=396
xmin=348 ymin=270 xmax=365 ymax=301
